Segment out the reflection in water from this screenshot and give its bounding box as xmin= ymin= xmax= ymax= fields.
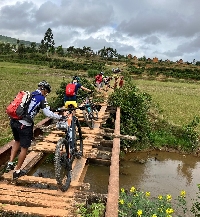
xmin=84 ymin=151 xmax=200 ymax=209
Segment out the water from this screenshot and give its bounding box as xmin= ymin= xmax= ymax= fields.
xmin=84 ymin=150 xmax=200 ymax=209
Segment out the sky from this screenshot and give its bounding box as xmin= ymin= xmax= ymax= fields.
xmin=0 ymin=0 xmax=200 ymax=62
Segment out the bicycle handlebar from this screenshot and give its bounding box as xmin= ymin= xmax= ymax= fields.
xmin=55 ymin=106 xmax=85 ymax=112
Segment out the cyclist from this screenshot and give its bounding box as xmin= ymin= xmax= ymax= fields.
xmin=6 ymin=80 xmax=62 ymax=179
xmin=103 ymin=76 xmax=112 ymax=92
xmin=64 ymin=76 xmax=92 ymax=108
xmin=95 ymin=72 xmax=104 ymax=92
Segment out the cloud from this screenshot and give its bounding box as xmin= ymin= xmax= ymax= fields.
xmin=1 ymin=0 xmax=200 ymax=61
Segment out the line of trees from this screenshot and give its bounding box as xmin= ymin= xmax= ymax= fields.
xmin=0 ymin=28 xmax=122 ymax=60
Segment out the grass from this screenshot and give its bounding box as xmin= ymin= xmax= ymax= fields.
xmin=133 ymin=79 xmax=200 ymax=133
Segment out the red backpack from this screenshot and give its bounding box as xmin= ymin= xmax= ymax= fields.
xmin=6 ymin=91 xmax=32 ymax=119
xmin=66 ymin=83 xmax=76 ymax=96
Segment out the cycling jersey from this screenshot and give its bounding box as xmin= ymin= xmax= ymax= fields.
xmin=19 ymin=89 xmax=60 ymax=126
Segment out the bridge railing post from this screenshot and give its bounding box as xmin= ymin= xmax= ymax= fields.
xmin=105 ymin=107 xmax=120 ymax=217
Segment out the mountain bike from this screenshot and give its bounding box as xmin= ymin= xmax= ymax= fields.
xmin=54 ymin=103 xmax=84 ymax=192
xmin=82 ymin=92 xmax=98 ymax=129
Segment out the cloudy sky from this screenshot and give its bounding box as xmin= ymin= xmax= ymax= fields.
xmin=0 ymin=0 xmax=200 ymax=62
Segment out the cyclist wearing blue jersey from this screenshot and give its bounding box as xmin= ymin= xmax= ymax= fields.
xmin=6 ymin=80 xmax=62 ymax=179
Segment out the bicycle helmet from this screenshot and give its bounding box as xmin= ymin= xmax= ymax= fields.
xmin=38 ymin=80 xmax=47 ymax=87
xmin=72 ymin=76 xmax=80 ymax=82
xmin=38 ymin=80 xmax=51 ymax=93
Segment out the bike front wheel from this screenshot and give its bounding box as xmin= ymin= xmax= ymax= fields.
xmin=54 ymin=138 xmax=71 ymax=192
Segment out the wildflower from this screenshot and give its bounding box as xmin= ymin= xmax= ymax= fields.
xmin=180 ymin=190 xmax=186 ymax=197
xmin=152 ymin=214 xmax=157 ymax=217
xmin=166 ymin=208 xmax=174 ymax=214
xmin=119 ymin=199 xmax=124 ymax=205
xmin=158 ymin=195 xmax=163 ymax=200
xmin=166 ymin=194 xmax=172 ymax=201
xmin=146 ymin=191 xmax=150 ymax=197
xmin=121 ymin=188 xmax=125 ymax=193
xmin=130 ymin=186 xmax=136 ymax=192
xmin=128 ymin=203 xmax=132 ymax=208
xmin=137 ymin=209 xmax=142 ymax=216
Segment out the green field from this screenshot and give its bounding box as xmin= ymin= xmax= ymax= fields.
xmin=134 ymin=79 xmax=200 ymax=131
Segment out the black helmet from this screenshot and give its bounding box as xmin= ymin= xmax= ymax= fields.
xmin=38 ymin=80 xmax=47 ymax=87
xmin=38 ymin=80 xmax=51 ymax=93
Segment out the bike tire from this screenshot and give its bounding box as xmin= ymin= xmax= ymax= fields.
xmin=72 ymin=116 xmax=83 ymax=158
xmin=82 ymin=109 xmax=94 ymax=129
xmin=54 ymin=138 xmax=72 ymax=192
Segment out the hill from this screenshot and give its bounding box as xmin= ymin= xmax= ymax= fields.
xmin=0 ymin=35 xmax=40 ymax=46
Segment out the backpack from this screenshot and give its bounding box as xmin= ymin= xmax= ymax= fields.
xmin=66 ymin=83 xmax=76 ymax=96
xmin=95 ymin=74 xmax=102 ymax=83
xmin=6 ymin=91 xmax=32 ymax=120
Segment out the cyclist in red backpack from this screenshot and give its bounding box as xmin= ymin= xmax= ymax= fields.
xmin=6 ymin=81 xmax=62 ymax=179
xmin=64 ymin=76 xmax=92 ymax=107
xmin=95 ymin=72 xmax=104 ymax=92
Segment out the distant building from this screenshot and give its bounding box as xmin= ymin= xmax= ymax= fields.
xmin=153 ymin=57 xmax=158 ymax=63
xmin=176 ymin=59 xmax=183 ymax=64
xmin=127 ymin=54 xmax=132 ymax=59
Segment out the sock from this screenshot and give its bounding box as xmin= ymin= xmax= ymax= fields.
xmin=15 ymin=170 xmax=20 ymax=173
xmin=8 ymin=162 xmax=14 ymax=165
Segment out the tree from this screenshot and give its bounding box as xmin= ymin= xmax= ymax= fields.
xmin=56 ymin=45 xmax=64 ymax=57
xmin=41 ymin=28 xmax=55 ymax=56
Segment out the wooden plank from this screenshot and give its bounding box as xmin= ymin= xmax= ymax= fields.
xmin=0 ymin=203 xmax=69 ymax=217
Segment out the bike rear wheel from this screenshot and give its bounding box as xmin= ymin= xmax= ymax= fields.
xmin=72 ymin=116 xmax=83 ymax=158
xmin=82 ymin=109 xmax=94 ymax=129
xmin=54 ymin=138 xmax=71 ymax=192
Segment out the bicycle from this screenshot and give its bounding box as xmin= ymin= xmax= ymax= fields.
xmin=81 ymin=92 xmax=98 ymax=129
xmin=54 ymin=102 xmax=84 ymax=192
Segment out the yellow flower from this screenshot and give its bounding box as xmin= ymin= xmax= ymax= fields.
xmin=121 ymin=188 xmax=125 ymax=193
xmin=119 ymin=199 xmax=124 ymax=205
xmin=166 ymin=194 xmax=172 ymax=201
xmin=137 ymin=209 xmax=142 ymax=216
xmin=146 ymin=191 xmax=150 ymax=197
xmin=158 ymin=195 xmax=163 ymax=200
xmin=166 ymin=208 xmax=174 ymax=214
xmin=152 ymin=214 xmax=157 ymax=217
xmin=180 ymin=190 xmax=186 ymax=197
xmin=130 ymin=186 xmax=136 ymax=192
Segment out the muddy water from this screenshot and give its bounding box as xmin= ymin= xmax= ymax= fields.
xmin=84 ymin=150 xmax=200 ymax=208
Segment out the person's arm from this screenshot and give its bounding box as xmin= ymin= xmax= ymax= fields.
xmin=81 ymin=86 xmax=91 ymax=92
xmin=40 ymin=99 xmax=61 ymax=119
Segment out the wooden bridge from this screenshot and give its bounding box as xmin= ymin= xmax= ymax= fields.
xmin=0 ymin=97 xmax=127 ymax=217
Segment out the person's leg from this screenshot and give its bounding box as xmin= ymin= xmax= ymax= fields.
xmin=15 ymin=147 xmax=28 ymax=170
xmin=9 ymin=140 xmax=20 ymax=162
